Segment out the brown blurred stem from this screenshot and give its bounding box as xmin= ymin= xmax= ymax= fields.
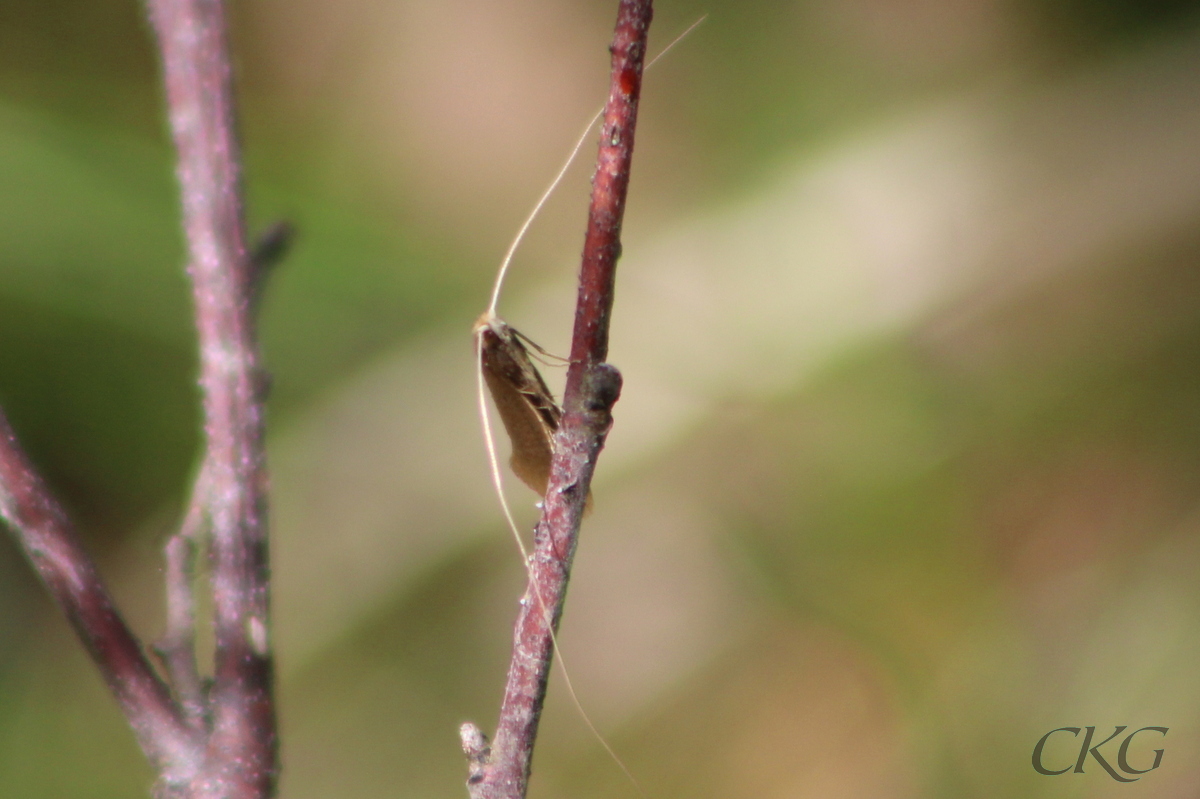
xmin=146 ymin=0 xmax=278 ymax=797
xmin=0 ymin=0 xmax=275 ymax=796
xmin=156 ymin=215 xmax=291 ymax=734
xmin=463 ymin=2 xmax=652 ymax=797
xmin=0 ymin=410 xmax=203 ymax=785
xmin=158 ymin=467 xmax=209 ymax=731
xmin=156 ymin=217 xmax=291 ymax=735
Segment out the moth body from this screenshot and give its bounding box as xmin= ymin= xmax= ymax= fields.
xmin=475 ymin=313 xmax=561 ymax=497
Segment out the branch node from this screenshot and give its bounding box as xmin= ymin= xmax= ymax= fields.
xmin=460 ymin=722 xmax=492 ymax=784
xmin=582 ymin=363 xmax=622 ymax=417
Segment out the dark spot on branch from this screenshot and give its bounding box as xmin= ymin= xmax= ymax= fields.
xmin=250 ymin=220 xmax=295 ymax=271
xmin=249 ymin=220 xmax=295 ymax=313
xmin=583 ymin=363 xmax=623 ymax=414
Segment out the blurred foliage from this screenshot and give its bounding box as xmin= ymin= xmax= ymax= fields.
xmin=3 ymin=1 xmax=1200 ymax=798
xmin=1034 ymin=0 xmax=1200 ymax=49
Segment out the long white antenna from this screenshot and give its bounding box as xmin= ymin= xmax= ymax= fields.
xmin=486 ymin=13 xmax=708 ymax=317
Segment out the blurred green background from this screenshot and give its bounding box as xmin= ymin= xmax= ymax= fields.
xmin=4 ymin=0 xmax=1200 ymax=796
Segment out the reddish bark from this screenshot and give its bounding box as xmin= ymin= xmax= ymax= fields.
xmin=465 ymin=2 xmax=653 ymax=798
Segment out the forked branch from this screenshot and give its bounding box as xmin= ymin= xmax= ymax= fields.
xmin=146 ymin=0 xmax=277 ymax=795
xmin=0 ymin=0 xmax=277 ymax=796
xmin=0 ymin=410 xmax=202 ymax=785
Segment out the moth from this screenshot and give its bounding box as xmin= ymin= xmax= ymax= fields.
xmin=472 ymin=15 xmax=703 ymax=506
xmin=474 ymin=312 xmax=562 ymax=499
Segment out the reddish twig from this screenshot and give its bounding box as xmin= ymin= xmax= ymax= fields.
xmin=0 ymin=410 xmax=202 ymax=786
xmin=463 ymin=2 xmax=652 ymax=797
xmin=146 ymin=0 xmax=277 ymax=797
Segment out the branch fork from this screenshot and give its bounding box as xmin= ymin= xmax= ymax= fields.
xmin=0 ymin=1 xmax=279 ymax=797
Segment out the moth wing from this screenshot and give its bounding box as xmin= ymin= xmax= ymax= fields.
xmin=477 ymin=315 xmax=593 ymax=511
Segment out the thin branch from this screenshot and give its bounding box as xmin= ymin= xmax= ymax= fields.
xmin=1 ymin=1 xmax=275 ymax=796
xmin=146 ymin=1 xmax=277 ymax=796
xmin=157 ymin=467 xmax=210 ymax=731
xmin=466 ymin=2 xmax=652 ymax=797
xmin=154 ymin=219 xmax=292 ymax=736
xmin=0 ymin=409 xmax=202 ymax=784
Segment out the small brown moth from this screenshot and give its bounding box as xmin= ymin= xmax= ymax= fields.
xmin=476 ymin=16 xmax=704 ymax=510
xmin=474 ymin=312 xmax=561 ymax=499
xmin=474 ymin=15 xmax=705 ymax=502
xmin=475 ymin=311 xmax=594 ymax=512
